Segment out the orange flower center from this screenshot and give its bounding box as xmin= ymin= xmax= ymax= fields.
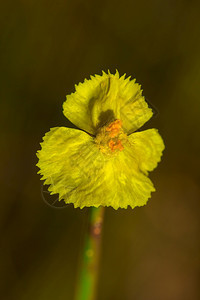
xmin=95 ymin=119 xmax=127 ymax=154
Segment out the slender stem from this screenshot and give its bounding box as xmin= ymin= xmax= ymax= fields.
xmin=75 ymin=206 xmax=105 ymax=300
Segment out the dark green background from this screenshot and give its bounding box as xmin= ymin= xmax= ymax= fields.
xmin=1 ymin=0 xmax=199 ymax=299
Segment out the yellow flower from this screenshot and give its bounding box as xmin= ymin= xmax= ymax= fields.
xmin=36 ymin=71 xmax=164 ymax=209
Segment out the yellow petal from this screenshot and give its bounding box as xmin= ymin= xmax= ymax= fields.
xmin=37 ymin=127 xmax=93 ymax=199
xmin=128 ymin=129 xmax=165 ymax=175
xmin=63 ymin=71 xmax=153 ymax=135
xmin=37 ymin=127 xmax=107 ymax=208
xmin=97 ymin=146 xmax=155 ymax=209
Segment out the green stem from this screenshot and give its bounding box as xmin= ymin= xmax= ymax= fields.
xmin=75 ymin=206 xmax=105 ymax=300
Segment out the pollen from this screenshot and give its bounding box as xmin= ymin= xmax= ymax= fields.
xmin=106 ymin=119 xmax=122 ymax=138
xmin=108 ymin=139 xmax=124 ymax=152
xmin=95 ymin=119 xmax=127 ymax=155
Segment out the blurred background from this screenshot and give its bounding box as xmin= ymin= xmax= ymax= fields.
xmin=1 ymin=0 xmax=200 ymax=299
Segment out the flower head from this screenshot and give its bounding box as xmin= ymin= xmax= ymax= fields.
xmin=36 ymin=71 xmax=164 ymax=209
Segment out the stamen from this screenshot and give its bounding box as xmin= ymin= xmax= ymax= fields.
xmin=106 ymin=119 xmax=122 ymax=131
xmin=108 ymin=139 xmax=124 ymax=152
xmin=106 ymin=119 xmax=122 ymax=138
xmin=95 ymin=119 xmax=126 ymax=155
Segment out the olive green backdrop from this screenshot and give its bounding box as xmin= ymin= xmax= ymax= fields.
xmin=1 ymin=0 xmax=200 ymax=299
